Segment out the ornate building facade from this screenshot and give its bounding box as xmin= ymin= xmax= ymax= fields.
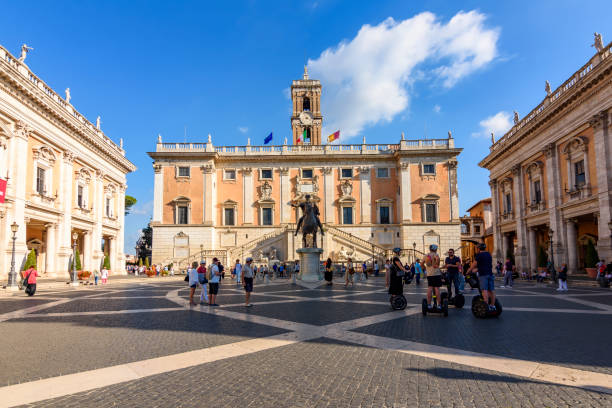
xmin=0 ymin=45 xmax=136 ymax=280
xmin=149 ymin=69 xmax=462 ymax=267
xmin=479 ymin=38 xmax=612 ymax=274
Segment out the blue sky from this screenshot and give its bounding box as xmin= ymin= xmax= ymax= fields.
xmin=2 ymin=1 xmax=610 ymax=254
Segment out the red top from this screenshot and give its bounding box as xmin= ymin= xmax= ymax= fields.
xmin=197 ymin=265 xmax=206 ymax=274
xmin=24 ymin=268 xmax=38 ymax=284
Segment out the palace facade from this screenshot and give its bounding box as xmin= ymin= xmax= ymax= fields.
xmin=0 ymin=45 xmax=136 ymax=280
xmin=149 ymin=68 xmax=462 ymax=267
xmin=460 ymin=198 xmax=494 ymax=263
xmin=480 ymin=39 xmax=612 ymax=274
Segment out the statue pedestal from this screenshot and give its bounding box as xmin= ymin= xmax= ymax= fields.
xmin=297 ymin=248 xmax=323 ymax=282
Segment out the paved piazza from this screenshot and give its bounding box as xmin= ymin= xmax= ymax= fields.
xmin=1 ymin=277 xmax=612 ymax=407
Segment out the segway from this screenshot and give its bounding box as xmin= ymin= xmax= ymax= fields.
xmin=390 ymin=294 xmax=407 ymax=310
xmin=466 ymin=272 xmax=502 ymax=318
xmin=421 ymin=290 xmax=448 ymax=317
xmin=439 ymin=272 xmax=465 ymax=308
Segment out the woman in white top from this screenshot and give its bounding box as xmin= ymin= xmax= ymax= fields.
xmin=188 ymin=261 xmax=199 ymax=306
xmin=101 ymin=268 xmax=109 ymax=284
xmin=345 ymin=258 xmax=355 ymax=288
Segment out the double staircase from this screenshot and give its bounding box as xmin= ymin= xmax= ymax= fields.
xmin=325 ymin=226 xmax=389 ymax=259
xmin=227 ymin=225 xmax=291 ymax=261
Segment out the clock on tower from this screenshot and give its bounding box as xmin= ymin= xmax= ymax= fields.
xmin=291 ymin=66 xmax=322 ymax=145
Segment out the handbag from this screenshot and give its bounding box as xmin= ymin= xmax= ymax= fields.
xmin=21 ymin=271 xmax=31 ymax=290
xmin=184 ymin=273 xmax=189 ymax=282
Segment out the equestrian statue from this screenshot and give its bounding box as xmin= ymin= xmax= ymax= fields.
xmin=292 ymin=194 xmax=324 ymax=248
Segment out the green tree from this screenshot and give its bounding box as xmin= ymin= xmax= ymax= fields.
xmin=125 ymin=195 xmax=137 ymax=215
xmin=103 ymin=255 xmax=111 ymax=270
xmin=74 ymin=248 xmax=82 ymax=271
xmin=585 ymin=240 xmax=599 ymax=268
xmin=537 ymin=246 xmax=548 ymax=268
xmin=22 ymin=249 xmax=37 ymax=270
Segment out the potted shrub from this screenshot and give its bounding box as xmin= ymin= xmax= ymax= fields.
xmin=536 ymin=246 xmax=548 ymax=273
xmin=145 ymin=257 xmax=155 ymax=277
xmin=584 ymin=239 xmax=599 ymax=278
xmin=21 ymin=249 xmax=37 ymax=280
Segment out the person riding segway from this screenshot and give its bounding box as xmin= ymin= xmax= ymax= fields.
xmin=422 ymin=244 xmax=448 ymax=317
xmin=387 ymin=256 xmax=408 ymax=310
xmin=468 ymin=243 xmax=502 ymax=318
xmin=440 ymin=248 xmax=465 ymax=308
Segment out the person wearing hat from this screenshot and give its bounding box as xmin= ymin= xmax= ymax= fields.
xmin=425 ymin=244 xmax=442 ymax=310
xmin=197 ymin=261 xmax=208 ymax=305
xmin=243 ymin=257 xmax=255 ymax=306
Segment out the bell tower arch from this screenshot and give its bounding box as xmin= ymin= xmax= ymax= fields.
xmin=291 ymin=66 xmax=322 ymax=144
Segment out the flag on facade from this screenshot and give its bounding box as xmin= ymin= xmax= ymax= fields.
xmin=0 ymin=178 xmax=6 ymax=204
xmin=327 ymin=130 xmax=340 ymax=143
xmin=297 ymin=129 xmax=304 ymax=143
xmin=264 ymin=132 xmax=273 ymax=144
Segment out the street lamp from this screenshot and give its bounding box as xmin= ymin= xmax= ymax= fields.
xmin=412 ymin=242 xmax=417 ymax=262
xmin=71 ymin=232 xmax=79 ymax=286
xmin=548 ymin=229 xmax=556 ymax=283
xmin=7 ymin=222 xmax=19 ymax=289
xmin=200 ymin=244 xmax=204 ymax=263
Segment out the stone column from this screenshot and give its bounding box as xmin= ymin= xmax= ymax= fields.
xmin=565 ymin=219 xmax=578 ymax=275
xmin=528 ymin=227 xmax=537 ymax=274
xmin=398 ymin=162 xmax=412 ymax=222
xmin=153 ymin=164 xmax=163 ymax=223
xmin=322 ymin=167 xmax=334 ymax=224
xmin=117 ymin=185 xmax=126 ymax=273
xmin=511 ymin=164 xmax=528 ymax=271
xmin=242 ymin=168 xmax=253 ymax=224
xmin=9 ymin=122 xmax=29 ymax=269
xmin=489 ymin=180 xmax=502 ymax=260
xmin=109 ymin=237 xmax=116 ymax=273
xmin=83 ymin=231 xmax=92 ymax=272
xmin=359 ymin=166 xmax=371 ymax=224
xmin=201 ymin=164 xmax=214 ymax=226
xmin=280 ymin=167 xmax=291 ymax=224
xmin=44 ymin=223 xmax=56 ymax=276
xmin=92 ymin=171 xmax=105 ymax=270
xmin=448 ymin=160 xmax=459 ymax=221
xmin=590 ymin=110 xmax=612 ymax=260
xmin=542 ymin=143 xmax=566 ymax=264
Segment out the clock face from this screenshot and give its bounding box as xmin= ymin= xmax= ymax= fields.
xmin=299 ymin=111 xmax=313 ymax=125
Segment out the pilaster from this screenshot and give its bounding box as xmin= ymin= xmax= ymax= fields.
xmin=280 ymin=167 xmax=291 ymax=223
xmin=398 ymin=162 xmax=412 ymax=222
xmin=153 ymin=164 xmax=163 ymax=223
xmin=511 ymin=164 xmax=528 ymax=271
xmin=201 ymin=164 xmax=215 ymax=226
xmin=565 ymin=219 xmax=578 ymax=275
xmin=489 ymin=179 xmax=502 ymax=260
xmin=590 ymin=110 xmax=612 ymax=259
xmin=242 ymin=168 xmax=253 ymax=224
xmin=322 ymin=167 xmax=333 ymax=224
xmin=448 ymin=160 xmax=459 ymax=221
xmin=358 ymin=166 xmax=371 ymax=224
xmin=543 ymin=142 xmax=565 ymax=262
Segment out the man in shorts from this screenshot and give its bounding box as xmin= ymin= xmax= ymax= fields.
xmin=208 ymin=258 xmax=221 ymax=306
xmin=425 ymin=245 xmax=442 ymax=309
xmin=470 ymin=243 xmax=496 ymax=310
xmin=243 ymin=257 xmax=255 ymax=307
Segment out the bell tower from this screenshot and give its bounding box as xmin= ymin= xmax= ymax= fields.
xmin=291 ymin=66 xmax=322 ymax=144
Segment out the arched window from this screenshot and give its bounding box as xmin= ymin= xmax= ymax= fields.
xmin=303 ymin=97 xmax=311 ymax=111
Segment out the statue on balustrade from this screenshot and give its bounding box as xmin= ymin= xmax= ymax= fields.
xmin=292 ymin=194 xmax=324 ymax=248
xmin=18 ymin=44 xmax=33 ymax=62
xmin=592 ymin=32 xmax=604 ymax=53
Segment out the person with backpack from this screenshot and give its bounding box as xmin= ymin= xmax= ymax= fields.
xmin=243 ymin=257 xmax=255 ymax=307
xmin=22 ymin=265 xmax=38 ymax=296
xmin=209 ymin=258 xmax=221 ymax=306
xmin=197 ymin=261 xmax=209 ymax=305
xmin=557 ymin=263 xmax=568 ymax=292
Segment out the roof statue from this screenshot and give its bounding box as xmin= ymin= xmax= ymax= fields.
xmin=96 ymin=116 xmax=101 ymax=130
xmin=207 ymin=134 xmax=212 ymax=143
xmin=448 ymin=130 xmax=452 ymax=139
xmin=303 ymin=65 xmax=309 ymax=80
xmin=545 ymin=80 xmax=551 ymax=96
xmin=592 ymin=32 xmax=604 ymax=53
xmin=18 ymin=44 xmax=33 ymax=62
xmin=491 ymin=132 xmax=495 ymax=144
xmin=513 ymin=111 xmax=519 ymax=125
xmin=120 ymin=138 xmax=124 ymax=149
xmin=157 ymin=134 xmax=162 ymax=143
xmin=65 ymin=88 xmax=71 ymax=104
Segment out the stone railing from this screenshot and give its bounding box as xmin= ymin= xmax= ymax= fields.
xmin=0 ymin=45 xmax=125 ymax=157
xmin=227 ymin=225 xmax=290 ymax=261
xmin=500 ymin=211 xmax=514 ymax=222
xmin=326 ymin=226 xmax=388 ymax=257
xmin=565 ymin=184 xmax=591 ymax=201
xmin=156 ymin=139 xmax=453 ymax=154
xmin=527 ymin=200 xmax=547 ymax=213
xmin=489 ymin=42 xmax=611 ymax=154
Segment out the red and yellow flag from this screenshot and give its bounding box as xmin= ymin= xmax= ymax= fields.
xmin=327 ymin=130 xmax=340 ymax=143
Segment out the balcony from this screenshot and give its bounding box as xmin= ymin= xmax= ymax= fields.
xmin=527 ymin=200 xmax=547 ymax=214
xmin=501 ymin=211 xmax=514 ymax=221
xmin=565 ymin=184 xmax=591 ymax=200
xmin=30 ymin=191 xmax=56 ymax=207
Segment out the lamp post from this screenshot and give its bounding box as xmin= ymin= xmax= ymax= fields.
xmin=200 ymin=244 xmax=204 ymax=263
xmin=71 ymin=232 xmax=79 ymax=287
xmin=7 ymin=222 xmax=19 ymax=290
xmin=548 ymin=229 xmax=556 ymax=283
xmin=412 ymin=242 xmax=416 ymax=263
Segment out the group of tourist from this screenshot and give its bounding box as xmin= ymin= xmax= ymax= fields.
xmin=187 ymin=257 xmax=256 ymax=307
xmin=231 ymin=260 xmax=300 ymax=282
xmin=127 ymin=263 xmax=174 ymax=277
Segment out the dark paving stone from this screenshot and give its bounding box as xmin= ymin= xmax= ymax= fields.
xmin=497 ymin=294 xmax=596 ymax=310
xmin=0 ymin=298 xmax=57 ymax=314
xmin=0 ymin=311 xmax=287 ymax=385
xmin=225 ymin=300 xmax=390 ymax=326
xmin=31 ymin=298 xmax=181 ymax=314
xmin=574 ymin=294 xmax=612 ymax=306
xmin=354 ymin=310 xmax=612 ymax=375
xmin=22 ymin=337 xmax=612 ymax=408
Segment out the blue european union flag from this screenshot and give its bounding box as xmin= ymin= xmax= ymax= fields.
xmin=264 ymin=132 xmax=273 ymax=144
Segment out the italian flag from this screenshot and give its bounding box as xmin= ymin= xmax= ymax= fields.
xmin=327 ymin=130 xmax=340 ymax=143
xmin=297 ymin=129 xmax=306 ymax=144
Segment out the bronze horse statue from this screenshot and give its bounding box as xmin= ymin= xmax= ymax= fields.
xmin=293 ymin=195 xmax=324 ymax=248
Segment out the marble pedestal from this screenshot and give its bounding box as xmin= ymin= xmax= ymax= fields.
xmin=296 ymin=247 xmax=323 ymax=282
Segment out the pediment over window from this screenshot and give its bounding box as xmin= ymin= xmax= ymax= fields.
xmin=375 ymin=197 xmax=394 ymax=204
xmin=223 ymin=199 xmax=238 ymax=207
xmin=421 ymin=194 xmax=440 ymax=201
xmin=525 ymin=160 xmax=543 ymax=175
xmin=172 ymin=195 xmax=191 ymax=203
xmin=562 ymin=136 xmax=588 ymax=155
xmin=33 ymin=145 xmax=57 ymax=164
xmin=338 ymin=196 xmax=356 ymax=203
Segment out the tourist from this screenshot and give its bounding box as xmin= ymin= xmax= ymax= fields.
xmin=557 ymin=263 xmax=568 ymax=292
xmin=424 ymin=245 xmax=442 ymax=310
xmin=218 ymin=261 xmax=225 ymax=280
xmin=469 ymin=243 xmax=496 ymax=311
xmin=93 ymin=269 xmax=99 ymax=285
xmin=188 ymin=261 xmax=199 ymax=306
xmin=234 ymin=259 xmax=242 ymax=284
xmin=386 ymin=256 xmax=406 ymax=301
xmin=361 ymin=261 xmax=367 ymax=281
xmin=501 ymin=257 xmax=514 ymax=288
xmin=294 ymin=260 xmax=300 ymax=277
xmin=197 ymin=261 xmax=208 ymax=305
xmin=384 ymin=259 xmax=391 ymax=277
xmin=345 ymin=258 xmax=355 ymax=287
xmin=374 ymin=260 xmax=380 ymax=277
xmin=243 ymin=257 xmax=255 ymax=307
xmin=495 ymin=261 xmax=503 ymax=277
xmin=279 ymin=263 xmax=285 ymax=278
xmin=537 ymin=269 xmax=547 ymax=283
xmin=272 ymin=263 xmax=278 ymax=278
xmin=101 ymin=266 xmax=109 ymax=284
xmin=22 ymin=264 xmax=38 ymax=296
xmin=209 ymin=258 xmax=221 ymax=306
xmin=444 ymin=248 xmax=462 ymax=296
xmin=324 ymin=258 xmax=333 ymax=285
xmin=596 ymin=259 xmax=606 ymax=280
xmin=410 ymin=262 xmax=418 ymax=284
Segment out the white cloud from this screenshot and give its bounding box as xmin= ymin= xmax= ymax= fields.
xmin=128 ymin=200 xmax=154 ymax=216
xmin=238 ymin=126 xmax=249 ymax=133
xmin=308 ymin=11 xmax=499 ymax=138
xmin=433 ymin=104 xmax=441 ymax=113
xmin=472 ymin=111 xmax=512 ymax=139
